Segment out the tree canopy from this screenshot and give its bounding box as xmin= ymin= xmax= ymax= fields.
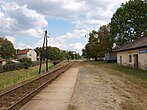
xmin=83 ymin=25 xmax=110 ymax=60
xmin=0 ymin=38 xmax=15 ymax=59
xmin=35 ymin=46 xmax=80 ymax=60
xmin=110 ymin=0 xmax=147 ymax=47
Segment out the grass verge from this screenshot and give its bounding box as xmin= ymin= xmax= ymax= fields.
xmin=0 ymin=63 xmax=53 ymax=90
xmin=90 ymin=61 xmax=147 ymax=81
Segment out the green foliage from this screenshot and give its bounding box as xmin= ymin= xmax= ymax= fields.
xmin=68 ymin=51 xmax=81 ymax=59
xmin=110 ymin=0 xmax=147 ymax=47
xmin=0 ymin=65 xmax=3 ymax=73
xmin=115 ymin=65 xmax=147 ymax=80
xmin=35 ymin=46 xmax=81 ymax=60
xmin=83 ymin=25 xmax=111 ymax=60
xmin=19 ymin=58 xmax=32 ymax=69
xmin=0 ymin=38 xmax=15 ymax=59
xmin=90 ymin=61 xmax=147 ymax=80
xmin=47 ymin=47 xmax=62 ymax=60
xmin=60 ymin=50 xmax=70 ymax=60
xmin=6 ymin=60 xmax=13 ymax=64
xmin=85 ymin=30 xmax=99 ymax=60
xmin=0 ymin=64 xmax=53 ymax=90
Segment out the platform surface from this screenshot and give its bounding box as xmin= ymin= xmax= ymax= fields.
xmin=20 ymin=67 xmax=79 ymax=110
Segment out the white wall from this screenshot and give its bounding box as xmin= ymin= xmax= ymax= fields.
xmin=27 ymin=50 xmax=37 ymax=61
xmin=17 ymin=54 xmax=27 ymax=60
xmin=117 ymin=48 xmax=147 ymax=70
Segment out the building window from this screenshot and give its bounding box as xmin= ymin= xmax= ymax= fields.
xmin=129 ymin=55 xmax=132 ymax=62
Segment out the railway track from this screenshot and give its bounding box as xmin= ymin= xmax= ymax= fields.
xmin=0 ymin=61 xmax=74 ymax=110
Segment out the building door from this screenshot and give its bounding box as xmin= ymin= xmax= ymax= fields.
xmin=120 ymin=56 xmax=122 ymax=65
xmin=134 ymin=54 xmax=138 ymax=68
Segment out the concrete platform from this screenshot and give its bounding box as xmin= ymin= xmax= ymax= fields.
xmin=20 ymin=67 xmax=79 ymax=110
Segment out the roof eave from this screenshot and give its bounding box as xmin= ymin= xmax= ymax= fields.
xmin=117 ymin=46 xmax=147 ymax=52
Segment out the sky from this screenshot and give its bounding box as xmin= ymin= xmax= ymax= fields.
xmin=0 ymin=0 xmax=129 ymax=54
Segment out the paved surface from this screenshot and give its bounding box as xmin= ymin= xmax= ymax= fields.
xmin=70 ymin=64 xmax=122 ymax=110
xmin=69 ymin=63 xmax=146 ymax=110
xmin=20 ymin=67 xmax=79 ymax=110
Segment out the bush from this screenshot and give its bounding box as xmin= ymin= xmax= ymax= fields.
xmin=31 ymin=61 xmax=39 ymax=67
xmin=19 ymin=58 xmax=32 ymax=69
xmin=0 ymin=65 xmax=3 ymax=73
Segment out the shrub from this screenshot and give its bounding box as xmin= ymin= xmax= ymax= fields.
xmin=0 ymin=65 xmax=3 ymax=73
xmin=19 ymin=58 xmax=32 ymax=69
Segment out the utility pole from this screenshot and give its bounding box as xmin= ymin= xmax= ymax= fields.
xmin=45 ymin=30 xmax=49 ymax=72
xmin=39 ymin=30 xmax=49 ymax=74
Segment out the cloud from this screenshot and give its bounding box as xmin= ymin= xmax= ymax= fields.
xmin=34 ymin=28 xmax=88 ymax=51
xmin=59 ymin=29 xmax=90 ymax=39
xmin=0 ymin=0 xmax=130 ymax=53
xmin=0 ymin=2 xmax=48 ymax=37
xmin=70 ymin=43 xmax=84 ymax=50
xmin=16 ymin=0 xmax=88 ymax=20
xmin=15 ymin=42 xmax=33 ymax=49
xmin=0 ymin=11 xmax=4 ymax=17
xmin=35 ymin=37 xmax=68 ymax=50
xmin=5 ymin=36 xmax=15 ymax=44
xmin=0 ymin=0 xmax=130 ymax=38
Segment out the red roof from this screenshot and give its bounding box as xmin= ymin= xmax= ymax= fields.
xmin=17 ymin=49 xmax=32 ymax=55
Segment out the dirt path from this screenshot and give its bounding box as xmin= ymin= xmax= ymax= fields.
xmin=69 ymin=62 xmax=147 ymax=110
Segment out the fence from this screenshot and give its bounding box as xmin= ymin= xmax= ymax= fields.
xmin=0 ymin=61 xmax=40 ymax=73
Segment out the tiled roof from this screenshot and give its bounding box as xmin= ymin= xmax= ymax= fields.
xmin=117 ymin=37 xmax=147 ymax=52
xmin=17 ymin=49 xmax=32 ymax=55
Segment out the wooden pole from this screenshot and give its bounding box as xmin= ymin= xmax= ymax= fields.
xmin=45 ymin=30 xmax=48 ymax=72
xmin=39 ymin=31 xmax=46 ymax=74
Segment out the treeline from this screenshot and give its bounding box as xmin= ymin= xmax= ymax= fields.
xmin=82 ymin=0 xmax=147 ymax=60
xmin=0 ymin=37 xmax=81 ymax=62
xmin=35 ymin=46 xmax=81 ymax=61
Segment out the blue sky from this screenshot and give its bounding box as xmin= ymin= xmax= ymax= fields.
xmin=0 ymin=0 xmax=129 ymax=54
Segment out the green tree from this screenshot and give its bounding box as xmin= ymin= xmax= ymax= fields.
xmin=83 ymin=26 xmax=111 ymax=60
xmin=97 ymin=25 xmax=112 ymax=54
xmin=35 ymin=46 xmax=81 ymax=60
xmin=19 ymin=57 xmax=32 ymax=69
xmin=47 ymin=46 xmax=62 ymax=60
xmin=0 ymin=38 xmax=15 ymax=59
xmin=110 ymin=0 xmax=147 ymax=47
xmin=85 ymin=30 xmax=99 ymax=60
xmin=81 ymin=49 xmax=87 ymax=58
xmin=60 ymin=50 xmax=70 ymax=60
xmin=35 ymin=46 xmax=65 ymax=60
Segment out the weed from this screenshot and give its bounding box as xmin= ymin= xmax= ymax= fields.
xmin=68 ymin=104 xmax=76 ymax=110
xmin=120 ymin=100 xmax=142 ymax=110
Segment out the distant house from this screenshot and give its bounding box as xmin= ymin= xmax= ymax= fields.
xmin=105 ymin=53 xmax=117 ymax=62
xmin=17 ymin=49 xmax=37 ymax=61
xmin=0 ymin=57 xmax=6 ymax=65
xmin=117 ymin=37 xmax=147 ymax=70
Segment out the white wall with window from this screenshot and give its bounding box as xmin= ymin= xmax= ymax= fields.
xmin=117 ymin=48 xmax=147 ymax=70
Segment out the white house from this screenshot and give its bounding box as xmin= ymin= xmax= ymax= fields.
xmin=117 ymin=37 xmax=147 ymax=70
xmin=17 ymin=49 xmax=37 ymax=61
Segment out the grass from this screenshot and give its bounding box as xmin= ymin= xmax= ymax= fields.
xmin=0 ymin=63 xmax=53 ymax=90
xmin=120 ymin=100 xmax=142 ymax=110
xmin=90 ymin=61 xmax=147 ymax=81
xmin=68 ymin=104 xmax=76 ymax=110
xmin=114 ymin=65 xmax=147 ymax=80
xmin=90 ymin=61 xmax=146 ymax=110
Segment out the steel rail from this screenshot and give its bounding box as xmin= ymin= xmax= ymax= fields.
xmin=0 ymin=62 xmax=74 ymax=110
